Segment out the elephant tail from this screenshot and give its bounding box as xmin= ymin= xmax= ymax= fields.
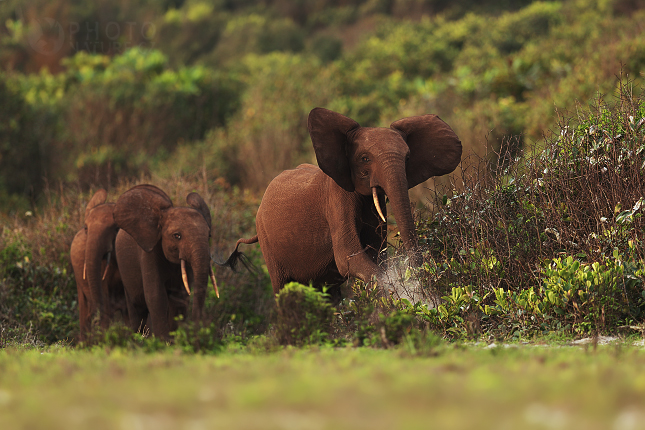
xmin=216 ymin=235 xmax=259 ymax=273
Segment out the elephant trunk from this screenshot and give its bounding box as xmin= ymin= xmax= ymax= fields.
xmin=84 ymin=231 xmax=111 ymax=327
xmin=381 ymin=161 xmax=421 ymax=265
xmin=183 ymin=244 xmax=211 ymax=322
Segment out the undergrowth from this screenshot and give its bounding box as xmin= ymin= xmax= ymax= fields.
xmin=3 ymin=80 xmax=645 ymax=350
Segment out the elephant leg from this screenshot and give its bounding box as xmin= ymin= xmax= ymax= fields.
xmin=141 ymin=269 xmax=171 ymax=338
xmin=78 ymin=289 xmax=90 ymax=341
xmin=146 ymin=293 xmax=170 ymax=338
xmin=257 ymin=222 xmax=290 ymax=295
xmin=268 ymin=265 xmax=290 ymax=296
xmin=124 ymin=287 xmax=148 ymax=334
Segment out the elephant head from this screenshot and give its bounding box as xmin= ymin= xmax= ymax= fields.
xmin=82 ymin=189 xmax=119 ymax=327
xmin=308 ymin=107 xmax=462 ymax=261
xmin=114 ymin=185 xmax=217 ymax=323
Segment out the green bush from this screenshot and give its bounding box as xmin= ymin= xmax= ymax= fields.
xmin=411 ymin=80 xmax=645 ymax=339
xmin=171 ymin=317 xmax=225 ymax=354
xmin=275 ymin=283 xmax=335 ymax=346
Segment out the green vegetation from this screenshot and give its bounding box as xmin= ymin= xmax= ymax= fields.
xmin=1 ymin=0 xmax=645 ymax=348
xmin=2 ymin=4 xmax=645 ymax=423
xmin=1 ymin=0 xmax=644 ymax=208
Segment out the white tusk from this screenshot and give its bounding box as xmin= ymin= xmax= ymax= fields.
xmin=210 ymin=267 xmax=220 ymax=299
xmin=102 ymin=252 xmax=111 ymax=281
xmin=181 ymin=259 xmax=191 ymax=296
xmin=373 ymin=187 xmax=386 ymax=223
xmin=83 ymin=262 xmax=86 ymax=280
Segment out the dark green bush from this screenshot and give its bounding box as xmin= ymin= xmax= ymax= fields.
xmin=275 ymin=282 xmax=335 ymax=346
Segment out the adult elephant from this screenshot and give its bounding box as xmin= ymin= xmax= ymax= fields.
xmin=70 ymin=189 xmax=126 ymax=341
xmin=114 ymin=184 xmax=219 ymax=339
xmin=226 ymin=107 xmax=461 ymax=302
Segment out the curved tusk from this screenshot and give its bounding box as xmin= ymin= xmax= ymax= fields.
xmin=210 ymin=267 xmax=220 ymax=299
xmin=83 ymin=261 xmax=86 ymax=280
xmin=373 ymin=187 xmax=386 ymax=223
xmin=181 ymin=259 xmax=191 ymax=296
xmin=102 ymin=252 xmax=111 ymax=281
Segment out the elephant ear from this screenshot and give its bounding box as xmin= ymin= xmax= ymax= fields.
xmin=85 ymin=189 xmax=108 ymax=220
xmin=308 ymin=107 xmax=360 ymax=192
xmin=390 ymin=114 xmax=462 ymax=189
xmin=114 ymin=184 xmax=173 ymax=252
xmin=186 ymin=192 xmax=212 ymax=234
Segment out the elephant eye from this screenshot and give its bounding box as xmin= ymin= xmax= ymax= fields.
xmin=174 ymin=233 xmax=182 ymax=240
xmin=361 ymin=156 xmax=370 ymax=163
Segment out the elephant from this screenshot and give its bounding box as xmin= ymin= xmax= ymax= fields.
xmin=114 ymin=184 xmax=219 ymax=338
xmin=225 ymin=107 xmax=461 ymax=302
xmin=70 ymin=189 xmax=127 ymax=341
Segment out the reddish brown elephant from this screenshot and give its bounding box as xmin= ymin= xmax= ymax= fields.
xmin=225 ymin=107 xmax=461 ymax=302
xmin=70 ymin=189 xmax=126 ymax=341
xmin=114 ymin=184 xmax=219 ymax=339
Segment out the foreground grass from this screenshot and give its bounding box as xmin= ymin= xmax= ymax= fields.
xmin=1 ymin=343 xmax=645 ymax=429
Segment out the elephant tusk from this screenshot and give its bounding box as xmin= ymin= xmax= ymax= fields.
xmin=210 ymin=267 xmax=220 ymax=299
xmin=83 ymin=261 xmax=86 ymax=280
xmin=102 ymin=252 xmax=111 ymax=281
xmin=181 ymin=259 xmax=191 ymax=296
xmin=373 ymin=187 xmax=386 ymax=223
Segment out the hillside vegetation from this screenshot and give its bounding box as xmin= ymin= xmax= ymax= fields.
xmin=1 ymin=0 xmax=644 ymax=207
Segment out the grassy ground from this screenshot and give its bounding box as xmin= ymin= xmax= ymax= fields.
xmin=1 ymin=342 xmax=645 ymax=430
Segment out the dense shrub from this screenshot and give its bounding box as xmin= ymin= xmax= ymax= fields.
xmin=409 ymin=81 xmax=645 ymax=338
xmin=275 ymin=283 xmax=335 ymax=346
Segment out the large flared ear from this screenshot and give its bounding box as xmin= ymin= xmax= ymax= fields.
xmin=186 ymin=192 xmax=212 ymax=233
xmin=85 ymin=189 xmax=108 ymax=220
xmin=114 ymin=184 xmax=173 ymax=252
xmin=390 ymin=114 xmax=462 ymax=189
xmin=308 ymin=107 xmax=360 ymax=192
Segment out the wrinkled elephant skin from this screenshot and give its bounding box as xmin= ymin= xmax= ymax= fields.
xmin=114 ymin=184 xmax=216 ymax=339
xmin=227 ymin=108 xmax=461 ymax=302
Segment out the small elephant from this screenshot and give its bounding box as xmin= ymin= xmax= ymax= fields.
xmin=226 ymin=107 xmax=461 ymax=301
xmin=70 ymin=189 xmax=127 ymax=341
xmin=114 ymin=184 xmax=219 ymax=338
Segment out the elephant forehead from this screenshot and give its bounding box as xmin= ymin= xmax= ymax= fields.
xmin=86 ymin=203 xmax=116 ymax=226
xmin=163 ymin=208 xmax=210 ymax=233
xmin=352 ymin=127 xmax=407 ymax=151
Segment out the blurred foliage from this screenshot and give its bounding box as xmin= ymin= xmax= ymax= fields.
xmin=275 ymin=282 xmax=335 ymax=346
xmin=0 ymin=0 xmax=643 ymax=201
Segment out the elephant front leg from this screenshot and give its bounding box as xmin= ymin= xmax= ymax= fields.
xmin=78 ymin=289 xmax=91 ymax=342
xmin=331 ymin=226 xmax=380 ymax=285
xmin=142 ymin=269 xmax=171 ymax=339
xmin=329 ymin=197 xmax=382 ymax=285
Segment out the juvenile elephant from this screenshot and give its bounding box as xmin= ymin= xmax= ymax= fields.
xmin=114 ymin=184 xmax=219 ymax=338
xmin=70 ymin=189 xmax=126 ymax=341
xmin=226 ymin=107 xmax=461 ymax=301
